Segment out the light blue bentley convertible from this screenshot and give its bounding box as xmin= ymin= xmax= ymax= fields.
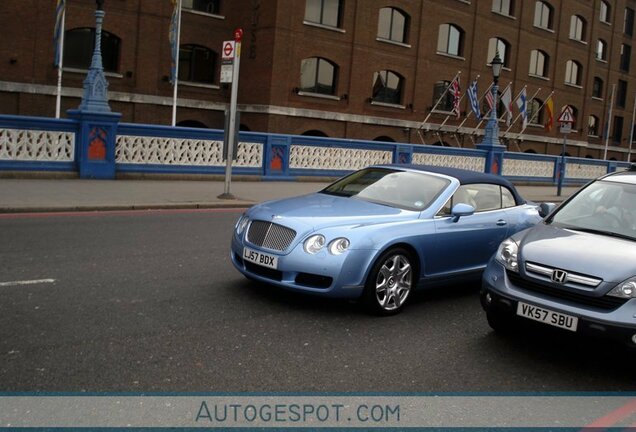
xmin=231 ymin=165 xmax=544 ymax=314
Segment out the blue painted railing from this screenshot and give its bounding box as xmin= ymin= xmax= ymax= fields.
xmin=0 ymin=114 xmax=631 ymax=183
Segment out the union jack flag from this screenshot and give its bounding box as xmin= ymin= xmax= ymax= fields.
xmin=451 ymin=78 xmax=461 ymax=118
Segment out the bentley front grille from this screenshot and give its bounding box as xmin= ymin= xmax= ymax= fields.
xmin=247 ymin=220 xmax=297 ymax=251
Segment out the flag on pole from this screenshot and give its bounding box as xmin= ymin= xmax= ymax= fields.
xmin=545 ymin=96 xmax=554 ymax=131
xmin=451 ymin=77 xmax=461 ymax=119
xmin=53 ymin=0 xmax=66 ymax=67
xmin=516 ymin=88 xmax=528 ymax=129
xmin=485 ymin=90 xmax=495 ymax=111
xmin=500 ymin=85 xmax=513 ymax=126
xmin=467 ymin=79 xmax=481 ymax=120
xmin=169 ymin=0 xmax=182 ymax=85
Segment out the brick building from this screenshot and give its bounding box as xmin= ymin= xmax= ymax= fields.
xmin=1 ymin=0 xmax=635 ymax=160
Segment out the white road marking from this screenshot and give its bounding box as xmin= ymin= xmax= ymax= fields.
xmin=0 ymin=279 xmax=56 ymax=287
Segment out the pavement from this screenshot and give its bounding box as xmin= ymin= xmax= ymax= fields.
xmin=0 ymin=177 xmax=581 ymax=213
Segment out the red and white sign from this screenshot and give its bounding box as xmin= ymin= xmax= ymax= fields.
xmin=558 ymin=105 xmax=575 ymax=123
xmin=222 ymin=41 xmax=235 ymax=60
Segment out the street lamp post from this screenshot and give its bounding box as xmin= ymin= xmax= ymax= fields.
xmin=483 ymin=52 xmax=503 ymax=146
xmin=477 ymin=52 xmax=506 ymax=175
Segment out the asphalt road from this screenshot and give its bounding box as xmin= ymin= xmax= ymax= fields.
xmin=0 ymin=209 xmax=634 ymax=392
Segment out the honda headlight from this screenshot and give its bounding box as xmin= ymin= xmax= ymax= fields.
xmin=495 ymin=238 xmax=519 ymax=272
xmin=328 ymin=238 xmax=350 ymax=255
xmin=303 ymin=234 xmax=326 ymax=254
xmin=235 ymin=214 xmax=249 ymax=235
xmin=608 ymin=278 xmax=636 ymax=299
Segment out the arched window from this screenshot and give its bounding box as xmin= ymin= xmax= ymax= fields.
xmin=179 ymin=44 xmax=217 ymax=84
xmin=377 ymin=7 xmax=409 ymax=44
xmin=300 ymin=57 xmax=338 ymax=95
xmin=534 ymin=1 xmax=553 ymax=30
xmin=597 ymin=39 xmax=608 ymax=60
xmin=570 ymin=15 xmax=586 ymax=41
xmin=527 ymin=98 xmax=544 ymax=125
xmin=565 ymin=60 xmax=582 ymax=86
xmin=437 ymin=24 xmax=464 ymax=57
xmin=372 ymin=70 xmax=404 ymax=105
xmin=433 ymin=80 xmax=458 ymax=112
xmin=487 ymin=37 xmax=510 ymax=67
xmin=177 ymin=120 xmax=208 ymax=128
xmin=304 ymin=0 xmax=343 ymax=28
xmin=570 ymin=106 xmax=579 ymax=130
xmin=524 ymin=149 xmax=538 ymax=154
xmin=64 ymin=27 xmax=121 ymax=72
xmin=529 ymin=49 xmax=548 ymax=77
xmin=373 ymin=136 xmax=395 ymax=142
xmin=593 ymin=77 xmax=604 ymax=98
xmin=600 ymin=0 xmax=611 ymax=23
xmin=588 ymin=115 xmax=599 ymax=136
xmin=302 ymin=130 xmax=328 ymax=137
xmin=492 ymin=0 xmax=514 ymax=17
xmin=182 ymin=0 xmax=220 ymax=14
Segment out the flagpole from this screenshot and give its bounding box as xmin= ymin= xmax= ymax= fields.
xmin=55 ymin=5 xmax=66 ymax=119
xmin=628 ymin=92 xmax=636 ymax=162
xmin=604 ymin=84 xmax=616 ymax=160
xmin=171 ymin=0 xmax=182 ymax=127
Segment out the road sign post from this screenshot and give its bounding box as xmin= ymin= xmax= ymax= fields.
xmin=556 ymin=106 xmax=575 ymax=197
xmin=218 ymin=29 xmax=243 ymax=200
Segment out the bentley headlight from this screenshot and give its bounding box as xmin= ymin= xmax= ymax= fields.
xmin=304 ymin=234 xmax=326 ymax=254
xmin=495 ymin=238 xmax=519 ymax=272
xmin=235 ymin=214 xmax=249 ymax=235
xmin=328 ymin=238 xmax=350 ymax=255
xmin=608 ymin=278 xmax=636 ymax=299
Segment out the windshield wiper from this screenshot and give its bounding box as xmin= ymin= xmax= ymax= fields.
xmin=569 ymin=227 xmax=635 ymax=241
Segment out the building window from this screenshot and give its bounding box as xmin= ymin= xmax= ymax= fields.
xmin=300 ymin=57 xmax=337 ymax=95
xmin=437 ymin=23 xmax=464 ymax=57
xmin=182 ymin=0 xmax=220 ymax=14
xmin=593 ymin=77 xmax=604 ymax=98
xmin=626 ymin=7 xmax=635 ymax=36
xmin=304 ymin=0 xmax=342 ymax=28
xmin=600 ymin=0 xmax=611 ymax=23
xmin=529 ymin=49 xmax=548 ymax=77
xmin=565 ymin=60 xmax=581 ymax=86
xmin=481 ymin=90 xmax=504 ymax=115
xmin=492 ymin=0 xmax=514 ymax=16
xmin=64 ymin=28 xmax=120 ymax=73
xmin=596 ymin=39 xmax=608 ymax=60
xmin=377 ymin=7 xmax=408 ymax=43
xmin=570 ymin=106 xmax=579 ymax=130
xmin=527 ymin=98 xmax=543 ymax=125
xmin=179 ymin=44 xmax=217 ymax=84
xmin=534 ymin=1 xmax=553 ymax=30
xmin=621 ymin=44 xmax=632 ymax=71
xmin=372 ymin=70 xmax=404 ymax=105
xmin=613 ymin=116 xmax=624 ymax=143
xmin=617 ymin=80 xmax=628 ymax=108
xmin=487 ymin=37 xmax=510 ymax=67
xmin=569 ymin=15 xmax=586 ymax=41
xmin=588 ymin=115 xmax=599 ymax=136
xmin=432 ymin=80 xmax=455 ymax=112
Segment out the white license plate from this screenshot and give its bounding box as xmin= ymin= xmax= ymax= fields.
xmin=243 ymin=247 xmax=278 ymax=269
xmin=516 ymin=301 xmax=578 ymax=332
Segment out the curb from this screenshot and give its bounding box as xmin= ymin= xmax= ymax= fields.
xmin=0 ymin=201 xmax=255 ymax=214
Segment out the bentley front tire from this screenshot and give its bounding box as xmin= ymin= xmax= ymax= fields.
xmin=363 ymin=248 xmax=414 ymax=316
